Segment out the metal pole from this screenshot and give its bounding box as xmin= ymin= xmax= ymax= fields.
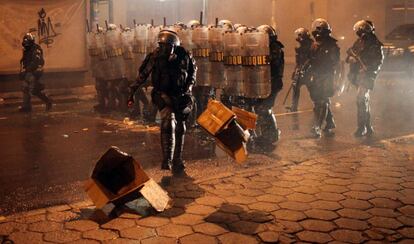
xmin=108 ymin=0 xmax=114 ymax=23
xmin=271 ymin=0 xmax=277 ymax=30
xmin=203 ymin=0 xmax=207 ymax=25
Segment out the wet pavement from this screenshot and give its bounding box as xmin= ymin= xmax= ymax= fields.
xmin=0 ymin=135 xmax=413 ymax=243
xmin=0 ymin=68 xmax=414 ymax=216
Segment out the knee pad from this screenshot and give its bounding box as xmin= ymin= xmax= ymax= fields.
xmin=176 ymin=120 xmax=186 ymax=135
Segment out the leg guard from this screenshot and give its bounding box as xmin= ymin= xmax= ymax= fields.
xmin=31 ymin=80 xmax=52 ymax=111
xmin=117 ymin=79 xmax=129 ymax=112
xmin=95 ymin=79 xmax=108 ymax=108
xmin=160 ymin=107 xmax=176 ymax=170
xmin=107 ymin=80 xmax=117 ymax=110
xmin=355 ymin=87 xmax=372 ymax=136
xmin=172 ymin=118 xmax=186 ymax=173
xmin=325 ymin=103 xmax=336 ymax=130
xmin=312 ymin=101 xmax=328 ymax=137
xmin=291 ymin=82 xmax=301 ymax=112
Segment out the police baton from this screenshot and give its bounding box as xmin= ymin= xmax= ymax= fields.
xmin=86 ymin=19 xmax=90 ymax=33
xmin=282 ymin=82 xmax=293 ymax=106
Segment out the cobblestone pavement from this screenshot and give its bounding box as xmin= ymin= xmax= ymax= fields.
xmin=1 ymin=135 xmax=414 ymax=244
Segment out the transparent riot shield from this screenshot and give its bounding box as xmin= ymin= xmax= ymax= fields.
xmin=121 ymin=30 xmax=136 ymax=81
xmin=147 ymin=25 xmax=162 ymax=53
xmin=87 ymin=32 xmax=101 ymax=79
xmin=223 ymin=31 xmax=244 ymax=96
xmin=105 ymin=29 xmax=126 ymax=80
xmin=242 ymin=31 xmax=271 ymax=99
xmin=133 ymin=24 xmax=148 ymax=67
xmin=192 ymin=26 xmax=211 ymax=86
xmin=176 ymin=28 xmax=192 ymax=51
xmin=95 ymin=32 xmax=109 ymax=79
xmin=209 ymin=27 xmax=226 ymax=89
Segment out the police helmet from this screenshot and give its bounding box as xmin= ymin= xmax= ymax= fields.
xmin=158 ymin=30 xmax=180 ymax=46
xmin=22 ymin=33 xmax=35 ymax=47
xmin=353 ymin=20 xmax=374 ymax=37
xmin=294 ymin=27 xmax=311 ymax=42
xmin=107 ymin=23 xmax=117 ymax=31
xmin=257 ymin=24 xmax=277 ymax=38
xmin=187 ymin=20 xmax=201 ymax=28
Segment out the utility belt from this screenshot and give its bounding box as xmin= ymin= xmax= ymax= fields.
xmin=209 ymin=52 xmax=224 ymax=62
xmin=224 ymin=56 xmax=242 ymax=65
xmin=241 ymin=55 xmax=270 ymax=66
xmin=123 ymin=51 xmax=134 ymax=60
xmin=106 ymin=48 xmax=123 ymax=57
xmin=132 ymin=45 xmax=146 ymax=54
xmin=88 ymin=48 xmax=100 ymax=57
xmin=192 ymin=48 xmax=210 ymax=58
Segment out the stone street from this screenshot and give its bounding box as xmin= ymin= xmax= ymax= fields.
xmin=1 ymin=135 xmax=413 ymax=243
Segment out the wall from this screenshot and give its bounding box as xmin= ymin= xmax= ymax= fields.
xmin=327 ymin=0 xmax=387 ymax=58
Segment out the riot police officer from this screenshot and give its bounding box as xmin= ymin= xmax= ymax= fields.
xmin=346 ymin=20 xmax=383 ymax=137
xmin=308 ymin=18 xmax=340 ymax=138
xmin=128 ymin=30 xmax=197 ymax=175
xmin=19 ymin=33 xmax=52 ymax=112
xmin=290 ymin=27 xmax=313 ymax=112
xmin=88 ymin=27 xmax=110 ymax=113
xmin=252 ymin=25 xmax=284 ymax=149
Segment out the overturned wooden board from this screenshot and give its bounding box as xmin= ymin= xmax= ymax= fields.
xmin=232 ymin=106 xmax=257 ymax=130
xmin=197 ymin=99 xmax=235 ymax=136
xmin=139 ymin=178 xmax=172 ymax=212
xmin=216 ymin=138 xmax=248 ymax=164
xmin=84 ymin=179 xmax=113 ymax=209
xmin=85 ymin=146 xmax=150 ymax=209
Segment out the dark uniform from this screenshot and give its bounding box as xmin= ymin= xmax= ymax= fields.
xmin=129 ymin=30 xmax=196 ymax=174
xmin=19 ymin=33 xmax=52 ymax=112
xmin=290 ymin=28 xmax=313 ymax=112
xmin=346 ymin=20 xmax=383 ymax=137
xmin=252 ymin=25 xmax=284 ymax=148
xmin=308 ymin=19 xmax=340 ymax=138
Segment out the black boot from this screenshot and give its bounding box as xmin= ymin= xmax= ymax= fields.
xmin=324 ymin=106 xmax=335 ymax=136
xmin=35 ymin=92 xmax=52 ymax=112
xmin=256 ymin=109 xmax=281 ymax=146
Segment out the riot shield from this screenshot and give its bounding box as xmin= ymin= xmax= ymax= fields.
xmin=223 ymin=31 xmax=244 ymax=96
xmin=176 ymin=28 xmax=192 ymax=51
xmin=192 ymin=26 xmax=211 ymax=86
xmin=105 ymin=28 xmax=126 ymax=80
xmin=209 ymin=27 xmax=226 ymax=89
xmin=121 ymin=30 xmax=136 ymax=81
xmin=334 ymin=60 xmax=346 ymax=96
xmin=87 ymin=32 xmax=101 ymax=79
xmin=95 ymin=32 xmax=110 ymax=79
xmin=242 ymin=31 xmax=271 ymax=99
xmin=133 ymin=24 xmax=149 ymax=67
xmin=147 ymin=25 xmax=162 ymax=53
